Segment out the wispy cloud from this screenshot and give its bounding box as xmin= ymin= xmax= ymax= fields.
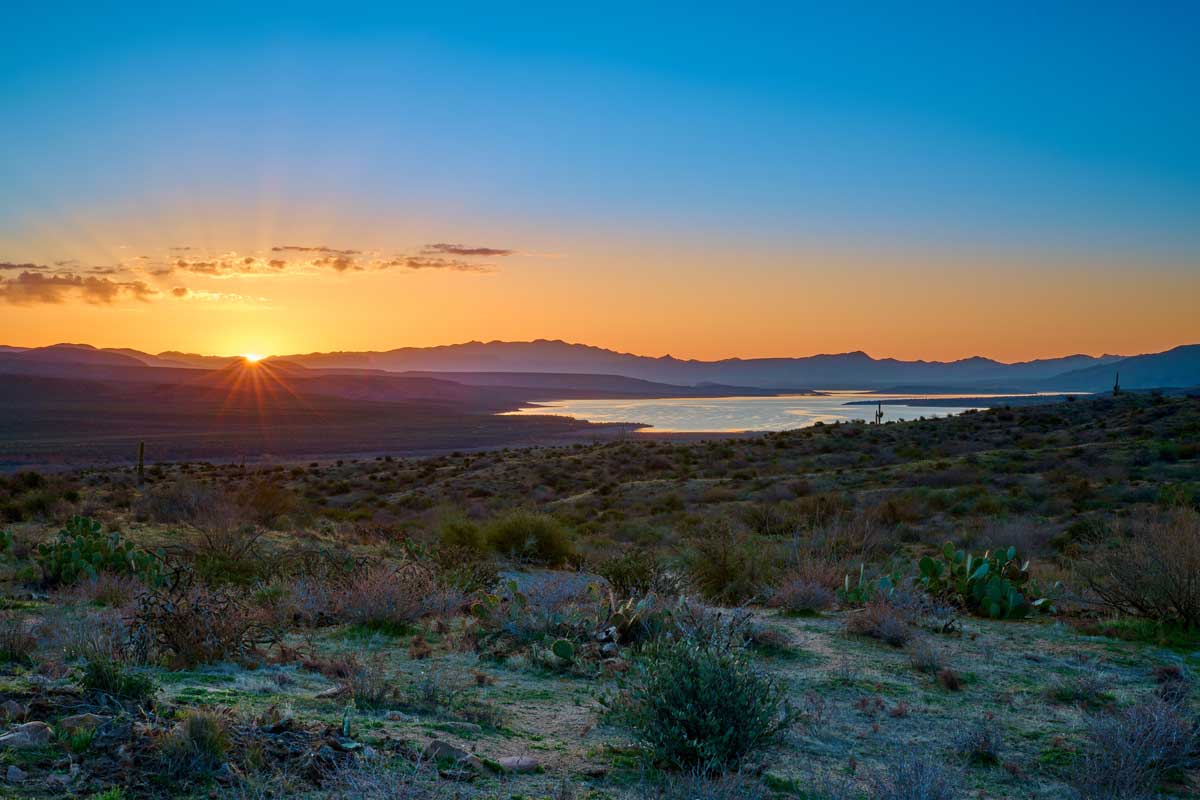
xmin=423 ymin=243 xmax=514 ymax=257
xmin=271 ymin=245 xmax=361 ymax=255
xmin=0 ymin=262 xmax=47 ymax=271
xmin=389 ymin=256 xmax=494 ymax=273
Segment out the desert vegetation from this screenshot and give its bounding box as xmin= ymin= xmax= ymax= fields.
xmin=0 ymin=392 xmax=1197 ymax=797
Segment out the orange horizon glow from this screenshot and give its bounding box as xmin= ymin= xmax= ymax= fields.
xmin=2 ymin=226 xmax=1198 ymax=364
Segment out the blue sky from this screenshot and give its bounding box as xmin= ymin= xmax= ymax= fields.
xmin=1 ymin=3 xmax=1197 ymax=359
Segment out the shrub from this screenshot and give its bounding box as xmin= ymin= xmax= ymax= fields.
xmin=685 ymin=521 xmax=775 ymax=604
xmin=868 ymin=751 xmax=962 ymax=800
xmin=0 ymin=613 xmax=37 ymax=665
xmin=135 ymin=479 xmax=237 ymax=526
xmin=162 ymin=711 xmax=229 ymax=776
xmin=907 ymin=637 xmax=946 ymax=675
xmin=767 ymin=575 xmax=835 ymax=615
xmin=190 ymin=522 xmax=270 ymax=586
xmin=485 ymin=511 xmax=574 ymax=564
xmin=80 ymin=656 xmax=158 ymax=703
xmin=348 ymin=657 xmax=398 ymax=710
xmin=636 ymin=768 xmax=769 ymax=800
xmin=1076 ymin=508 xmax=1200 ymax=628
xmin=605 ymin=637 xmax=794 ymax=774
xmin=438 ymin=512 xmax=485 ymax=552
xmin=236 ymin=478 xmax=299 ymax=527
xmin=956 ymin=716 xmax=1004 ymax=765
xmin=130 ymin=577 xmax=274 ymax=667
xmin=1073 ymin=700 xmax=1195 ymax=800
xmin=63 ymin=573 xmax=145 ymax=607
xmin=472 ymin=575 xmax=607 ymax=650
xmin=332 ymin=562 xmax=456 ymax=632
xmin=846 ymin=600 xmax=911 ymax=647
xmin=597 ymin=548 xmax=671 ymax=597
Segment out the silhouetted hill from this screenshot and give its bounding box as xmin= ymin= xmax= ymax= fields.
xmin=278 ymin=340 xmax=1124 ymax=389
xmin=1043 ymin=344 xmax=1200 ymax=392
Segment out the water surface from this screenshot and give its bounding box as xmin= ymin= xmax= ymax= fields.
xmin=503 ymin=391 xmax=1027 ymax=432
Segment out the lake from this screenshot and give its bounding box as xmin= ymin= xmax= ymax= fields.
xmin=502 ymin=391 xmax=1028 ymax=432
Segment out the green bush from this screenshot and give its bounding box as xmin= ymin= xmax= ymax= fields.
xmin=162 ymin=712 xmax=229 ymax=776
xmin=79 ymin=657 xmax=158 ymax=703
xmin=36 ymin=516 xmax=161 ymax=587
xmin=605 ymin=637 xmax=793 ymax=773
xmin=684 ymin=522 xmax=775 ymax=604
xmin=485 ymin=511 xmax=574 ymax=564
xmin=439 ymin=512 xmax=485 ymax=552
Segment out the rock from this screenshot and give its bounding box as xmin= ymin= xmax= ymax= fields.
xmin=600 ymin=642 xmax=619 ymax=658
xmin=5 ymin=765 xmax=26 ymax=782
xmin=496 ymin=755 xmax=540 ymax=773
xmin=58 ymin=713 xmax=107 ymax=736
xmin=0 ymin=701 xmax=27 ymax=722
xmin=601 ymin=658 xmax=628 ymax=674
xmin=423 ymin=739 xmax=484 ymax=771
xmin=0 ymin=721 xmax=52 ymax=748
xmin=584 ymin=764 xmax=609 ymax=778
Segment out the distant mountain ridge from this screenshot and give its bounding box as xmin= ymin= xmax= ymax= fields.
xmin=273 ymin=340 xmax=1132 ymax=389
xmin=1 ymin=339 xmax=1196 ymax=392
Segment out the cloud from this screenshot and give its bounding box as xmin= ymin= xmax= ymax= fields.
xmin=0 ymin=262 xmax=46 ymax=271
xmin=170 ymin=287 xmax=260 ymax=303
xmin=423 ymin=243 xmax=514 ymax=257
xmin=271 ymin=245 xmax=361 ymax=255
xmin=268 ymin=259 xmax=287 ymax=269
xmin=386 ymin=256 xmax=494 ymax=273
xmin=0 ymin=271 xmax=157 ymax=305
xmin=175 ymin=258 xmax=223 ymax=275
xmin=314 ymin=255 xmax=361 ymax=272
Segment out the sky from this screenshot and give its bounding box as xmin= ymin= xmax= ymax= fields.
xmin=1 ymin=2 xmax=1198 ymax=362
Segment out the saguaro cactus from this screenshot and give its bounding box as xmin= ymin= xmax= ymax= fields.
xmin=137 ymin=441 xmax=145 ymax=485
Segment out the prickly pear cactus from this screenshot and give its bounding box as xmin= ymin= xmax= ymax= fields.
xmin=36 ymin=515 xmax=161 ymax=586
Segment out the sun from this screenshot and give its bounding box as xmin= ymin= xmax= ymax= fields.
xmin=241 ymin=352 xmax=266 ymax=363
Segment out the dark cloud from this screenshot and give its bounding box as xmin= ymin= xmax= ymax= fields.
xmin=423 ymin=243 xmax=514 ymax=257
xmin=175 ymin=259 xmax=222 ymax=275
xmin=169 ymin=246 xmax=193 ymax=251
xmin=268 ymin=259 xmax=287 ymax=269
xmin=314 ymin=255 xmax=361 ymax=272
xmin=271 ymin=245 xmax=361 ymax=255
xmin=0 ymin=262 xmax=46 ymax=271
xmin=87 ymin=266 xmax=121 ymax=275
xmin=0 ymin=271 xmax=157 ymax=305
xmin=387 ymin=256 xmax=493 ymax=273
xmin=171 ymin=287 xmax=189 ymax=297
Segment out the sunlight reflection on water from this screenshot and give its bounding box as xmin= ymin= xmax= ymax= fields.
xmin=502 ymin=391 xmax=1041 ymax=432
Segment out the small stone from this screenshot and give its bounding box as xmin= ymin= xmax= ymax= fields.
xmin=600 ymin=642 xmax=619 ymax=657
xmin=5 ymin=765 xmax=26 ymax=782
xmin=601 ymin=658 xmax=628 ymax=674
xmin=58 ymin=713 xmax=107 ymax=736
xmin=0 ymin=701 xmax=27 ymax=722
xmin=422 ymin=739 xmax=483 ymax=771
xmin=496 ymin=755 xmax=540 ymax=773
xmin=0 ymin=721 xmax=52 ymax=748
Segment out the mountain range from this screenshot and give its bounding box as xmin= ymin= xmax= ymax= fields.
xmin=2 ymin=340 xmax=1196 ymax=393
